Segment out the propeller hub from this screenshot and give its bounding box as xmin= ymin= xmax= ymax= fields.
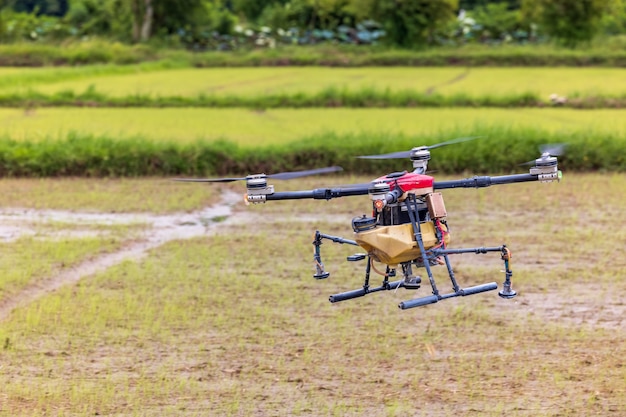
xmin=245 ymin=175 xmax=274 ymax=204
xmin=535 ymin=155 xmax=558 ymax=167
xmin=409 ymin=148 xmax=430 ymax=174
xmin=529 ymin=155 xmax=560 ymax=183
xmin=246 ymin=175 xmax=268 ymax=189
xmin=409 ymin=148 xmax=431 ymax=161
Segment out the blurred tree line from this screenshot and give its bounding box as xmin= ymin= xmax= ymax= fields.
xmin=0 ymin=0 xmax=624 ymax=49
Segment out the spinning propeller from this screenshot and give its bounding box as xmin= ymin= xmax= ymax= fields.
xmin=521 ymin=143 xmax=567 ymax=167
xmin=356 ymin=136 xmax=481 ymax=174
xmin=356 ymin=136 xmax=481 ymax=160
xmin=174 ymin=166 xmax=345 ymax=204
xmin=172 ymin=166 xmax=343 ymax=183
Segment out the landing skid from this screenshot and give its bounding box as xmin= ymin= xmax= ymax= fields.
xmin=317 ymin=247 xmax=513 ymax=310
xmin=312 ymin=195 xmax=516 ymax=309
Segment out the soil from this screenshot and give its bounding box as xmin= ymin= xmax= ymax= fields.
xmin=1 ymin=192 xmax=623 ymax=332
xmin=0 ymin=191 xmax=241 ymax=321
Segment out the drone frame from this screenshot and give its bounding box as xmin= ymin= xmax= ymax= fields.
xmin=175 ymin=140 xmax=563 ymax=310
xmin=262 ymin=158 xmax=559 ymax=309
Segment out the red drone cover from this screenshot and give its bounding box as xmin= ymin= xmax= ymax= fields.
xmin=374 ymin=172 xmax=434 ymax=193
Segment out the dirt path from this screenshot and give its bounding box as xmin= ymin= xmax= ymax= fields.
xmin=424 ymin=69 xmax=471 ymax=95
xmin=0 ymin=191 xmax=241 ymax=321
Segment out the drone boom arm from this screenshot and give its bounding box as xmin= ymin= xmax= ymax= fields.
xmin=434 ymin=172 xmax=559 ymax=190
xmin=255 ymin=173 xmax=545 ymax=202
xmin=260 ymin=186 xmax=369 ymax=202
xmin=248 ymin=162 xmax=560 ymax=203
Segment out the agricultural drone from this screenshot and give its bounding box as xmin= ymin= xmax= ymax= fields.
xmin=175 ymin=139 xmax=563 ymax=310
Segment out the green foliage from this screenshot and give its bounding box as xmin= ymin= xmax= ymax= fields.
xmin=0 ymin=0 xmax=624 ymax=48
xmin=372 ymin=0 xmax=459 ymax=47
xmin=239 ymin=0 xmax=357 ymax=30
xmin=0 ymin=1 xmax=134 ymax=42
xmin=1 ymin=0 xmax=624 ymax=48
xmin=153 ymin=0 xmax=223 ymax=35
xmin=172 ymin=1 xmax=238 ymax=48
xmin=470 ymin=2 xmax=524 ymax=42
xmin=599 ymin=0 xmax=626 ymax=35
xmin=0 ymin=8 xmax=70 ymax=41
xmin=232 ymin=0 xmax=279 ymax=22
xmin=0 ymin=40 xmax=159 ymax=65
xmin=65 ymin=0 xmax=132 ymax=40
xmin=257 ymin=0 xmax=316 ymax=30
xmin=524 ymin=0 xmax=611 ymax=47
xmin=10 ymin=0 xmax=68 ymax=17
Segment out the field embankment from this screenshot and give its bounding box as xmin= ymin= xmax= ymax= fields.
xmin=3 ymin=42 xmax=626 ymax=67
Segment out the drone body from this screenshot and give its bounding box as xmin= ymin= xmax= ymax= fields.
xmin=351 ymin=172 xmax=446 ymax=265
xmin=175 ymin=140 xmax=563 ymax=310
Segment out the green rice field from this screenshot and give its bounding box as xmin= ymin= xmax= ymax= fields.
xmin=3 ymin=66 xmax=626 ymax=99
xmin=2 ymin=107 xmax=626 ymax=145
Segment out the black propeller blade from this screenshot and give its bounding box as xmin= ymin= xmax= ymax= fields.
xmin=172 ymin=166 xmax=343 ymax=183
xmin=356 ymin=136 xmax=482 ymax=160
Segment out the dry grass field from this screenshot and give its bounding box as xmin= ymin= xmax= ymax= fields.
xmin=0 ymin=172 xmax=623 ymax=416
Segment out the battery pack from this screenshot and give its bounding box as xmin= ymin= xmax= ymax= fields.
xmin=426 ymin=192 xmax=447 ymax=219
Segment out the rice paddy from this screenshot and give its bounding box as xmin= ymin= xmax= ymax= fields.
xmin=2 ymin=107 xmax=626 ymax=145
xmin=3 ymin=67 xmax=626 ymax=99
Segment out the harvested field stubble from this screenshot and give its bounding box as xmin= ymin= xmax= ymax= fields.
xmin=0 ymin=173 xmax=623 ymax=416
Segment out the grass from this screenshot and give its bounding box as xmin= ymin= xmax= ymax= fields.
xmin=0 ymin=173 xmax=624 ymax=415
xmin=2 ymin=107 xmax=626 ymax=145
xmin=0 ymin=177 xmax=218 ymax=213
xmin=0 ymin=235 xmax=125 ymax=300
xmin=0 ymin=40 xmax=160 ymax=66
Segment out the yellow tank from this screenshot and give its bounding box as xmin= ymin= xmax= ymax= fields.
xmin=354 ymin=222 xmax=450 ymax=266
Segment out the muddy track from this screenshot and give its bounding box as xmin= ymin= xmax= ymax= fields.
xmin=0 ymin=191 xmax=241 ymax=321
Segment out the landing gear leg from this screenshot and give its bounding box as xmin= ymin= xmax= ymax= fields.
xmin=498 ymin=246 xmax=516 ymax=299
